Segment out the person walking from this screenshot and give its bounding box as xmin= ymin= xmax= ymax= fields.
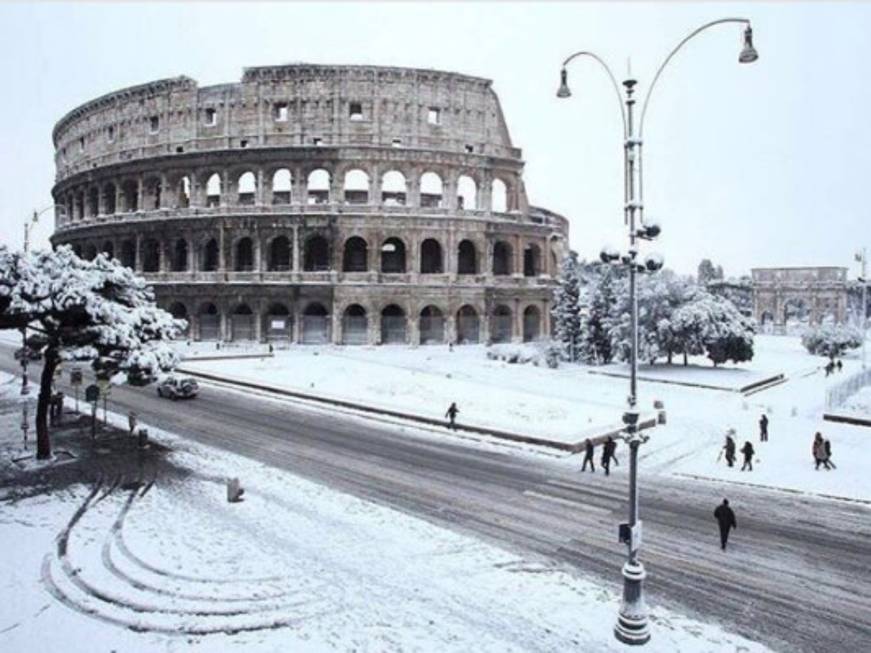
xmin=813 ymin=432 xmax=831 ymax=470
xmin=723 ymin=432 xmax=737 ymax=468
xmin=601 ymin=436 xmax=616 ymax=476
xmin=836 ymin=359 xmax=843 ymax=373
xmin=824 ymin=360 xmax=834 ymax=377
xmin=740 ymin=440 xmax=755 ymax=471
xmin=714 ymin=499 xmax=737 ymax=550
xmin=127 ymin=410 xmax=138 ymax=436
xmin=445 ymin=402 xmax=459 ymax=431
xmin=759 ymin=414 xmax=769 ymax=442
xmin=581 ymin=439 xmax=595 ymax=473
xmin=824 ymin=438 xmax=837 ymax=470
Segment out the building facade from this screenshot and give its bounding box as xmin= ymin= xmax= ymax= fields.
xmin=50 ymin=64 xmax=569 ymax=345
xmin=751 ymin=266 xmax=848 ymax=330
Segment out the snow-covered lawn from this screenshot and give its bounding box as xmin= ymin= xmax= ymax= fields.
xmin=0 ymin=374 xmax=769 ymax=652
xmin=839 ymin=385 xmax=871 ymax=418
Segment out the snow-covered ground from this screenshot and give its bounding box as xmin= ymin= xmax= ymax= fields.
xmin=839 ymin=385 xmax=871 ymax=418
xmin=0 ymin=373 xmax=770 ymax=652
xmin=179 ymin=336 xmax=871 ymax=501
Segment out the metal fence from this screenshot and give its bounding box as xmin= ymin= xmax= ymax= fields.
xmin=825 ymin=368 xmax=871 ymax=410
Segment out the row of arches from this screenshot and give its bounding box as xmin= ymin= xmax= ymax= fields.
xmin=59 ymin=166 xmax=520 ymax=223
xmin=72 ymin=234 xmax=546 ymax=277
xmin=167 ymin=301 xmax=544 ymax=345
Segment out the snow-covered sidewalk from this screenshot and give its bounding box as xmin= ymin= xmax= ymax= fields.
xmin=0 ymin=373 xmax=770 ymax=652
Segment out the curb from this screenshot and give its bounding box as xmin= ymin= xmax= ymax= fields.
xmin=672 ymin=472 xmax=871 ymax=505
xmin=180 ymin=353 xmax=275 ymax=363
xmin=822 ymin=413 xmax=871 ymax=428
xmin=587 ymin=369 xmax=784 ymax=394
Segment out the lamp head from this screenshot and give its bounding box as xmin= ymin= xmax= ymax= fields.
xmin=637 ymin=221 xmax=661 ymax=240
xmin=557 ymin=68 xmax=572 ymax=99
xmin=739 ymin=25 xmax=758 ymax=64
xmin=599 ymin=245 xmax=620 ymax=264
xmin=644 ymin=252 xmax=665 ymax=273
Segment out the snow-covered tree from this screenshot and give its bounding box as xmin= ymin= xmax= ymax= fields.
xmin=0 ymin=246 xmax=184 ymax=459
xmin=578 ymin=263 xmax=621 ymax=364
xmin=551 ymin=252 xmax=583 ymax=361
xmin=690 ymin=292 xmax=755 ymax=366
xmin=801 ymin=321 xmax=863 ymax=360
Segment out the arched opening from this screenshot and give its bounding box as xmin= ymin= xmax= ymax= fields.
xmin=72 ymin=244 xmax=83 ymax=258
xmin=272 ymin=168 xmax=292 ymax=205
xmin=420 ymin=172 xmax=443 ymax=208
xmin=168 ymin=302 xmax=190 ymax=338
xmin=83 ymin=243 xmax=98 ymax=261
xmin=234 ymin=237 xmax=254 ymax=271
xmin=171 ymin=239 xmax=188 ymax=272
xmin=307 ymin=169 xmax=330 ymax=205
xmin=759 ymin=310 xmax=775 ymax=334
xmin=457 ymin=305 xmax=480 ymax=344
xmin=381 ymin=170 xmax=407 ymax=206
xmin=230 ymin=303 xmax=254 ymax=341
xmin=343 ymin=237 xmax=368 ymax=272
xmin=491 ymin=305 xmax=513 ymax=343
xmin=419 ymin=306 xmax=445 ymax=344
xmin=198 ymin=302 xmax=220 ymax=340
xmin=144 ymin=177 xmax=162 ymax=210
xmin=381 ymin=304 xmax=407 ymax=344
xmin=523 ymin=305 xmax=541 ymax=342
xmin=342 ymin=304 xmax=368 ymax=345
xmin=381 ymin=237 xmax=406 ymax=273
xmin=457 ymin=175 xmax=477 ymax=210
xmin=87 ymin=187 xmax=99 ymax=217
xmin=103 ymin=183 xmax=116 ymax=215
xmin=120 ymin=240 xmax=136 ymax=269
xmin=177 ymin=176 xmax=191 ymax=208
xmin=303 ymin=235 xmax=330 ymax=272
xmin=420 ymin=239 xmax=443 ymax=274
xmin=264 ymin=303 xmax=292 ymax=341
xmin=343 ymin=169 xmax=369 ymax=204
xmin=237 ymin=171 xmax=256 ymax=205
xmin=74 ymin=192 xmax=84 ymax=220
xmin=122 ymin=180 xmax=138 ymax=212
xmin=268 ymin=236 xmax=291 ymax=271
xmin=458 ymin=240 xmax=477 ymax=275
xmin=205 ymin=173 xmax=222 ymax=207
xmin=142 ymin=239 xmax=160 ymax=272
xmin=783 ymin=298 xmax=810 ymax=334
xmin=493 ymin=241 xmax=513 ymax=276
xmin=101 ymin=241 xmax=114 ymax=259
xmin=523 ymin=244 xmax=541 ymax=277
xmin=492 ymin=178 xmax=508 ymax=213
xmin=302 ymin=302 xmax=330 ymax=344
xmin=201 ymin=238 xmax=219 ymax=272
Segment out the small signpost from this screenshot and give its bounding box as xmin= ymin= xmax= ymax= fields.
xmin=85 ymin=383 xmax=99 ymax=438
xmin=70 ymin=367 xmax=83 ymax=413
xmin=21 ymin=401 xmax=29 ymax=449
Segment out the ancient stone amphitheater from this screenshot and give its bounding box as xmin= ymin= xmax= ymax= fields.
xmin=50 ymin=64 xmax=569 ymax=345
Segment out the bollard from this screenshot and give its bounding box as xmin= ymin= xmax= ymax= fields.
xmin=227 ymin=478 xmax=245 ymax=503
xmin=137 ymin=427 xmax=149 ymax=449
xmin=653 ymin=399 xmax=666 ymax=425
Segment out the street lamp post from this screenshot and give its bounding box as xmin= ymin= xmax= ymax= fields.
xmin=557 ymin=18 xmax=758 ymax=646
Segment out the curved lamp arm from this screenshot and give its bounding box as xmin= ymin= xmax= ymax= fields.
xmin=639 ymin=18 xmax=751 ymax=137
xmin=561 ymin=50 xmax=628 ymax=138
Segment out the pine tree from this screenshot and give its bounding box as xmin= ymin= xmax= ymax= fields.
xmin=551 ymin=252 xmax=583 ymax=361
xmin=580 ymin=263 xmax=620 ymax=364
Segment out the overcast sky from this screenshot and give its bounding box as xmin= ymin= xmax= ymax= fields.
xmin=1 ymin=1 xmax=868 ymax=278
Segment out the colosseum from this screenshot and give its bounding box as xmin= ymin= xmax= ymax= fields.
xmin=50 ymin=64 xmax=569 ymax=345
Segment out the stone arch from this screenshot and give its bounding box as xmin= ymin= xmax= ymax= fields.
xmin=307 ymin=168 xmax=330 ymax=205
xmin=141 ymin=238 xmax=160 ymax=272
xmin=491 ymin=304 xmax=513 ymax=343
xmin=205 ymin=172 xmax=222 ymax=207
xmin=87 ymin=187 xmax=99 ymax=217
xmin=302 ymin=302 xmax=330 ymax=344
xmin=120 ymin=240 xmax=136 ymax=269
xmin=234 ymin=236 xmax=255 ymax=271
xmin=83 ymin=243 xmax=98 ymax=261
xmin=381 ymin=304 xmax=407 ymax=344
xmin=457 ymin=240 xmax=478 ymax=275
xmin=420 ymin=171 xmax=443 ymax=208
xmin=143 ymin=176 xmax=162 ymax=210
xmin=264 ymin=302 xmax=292 ymax=341
xmin=420 ymin=238 xmax=443 ymax=274
xmin=171 ymin=238 xmax=189 ymax=272
xmin=492 ymin=178 xmax=508 ymax=213
xmin=230 ymin=303 xmax=255 ymax=341
xmin=783 ymin=297 xmax=810 ymax=332
xmin=381 ymin=170 xmax=407 ymax=206
xmin=103 ymin=182 xmax=117 ymax=214
xmin=457 ymin=175 xmax=477 ymax=210
xmin=198 ymin=302 xmax=221 ymax=340
xmin=523 ymin=305 xmax=541 ymax=342
xmin=342 ymin=304 xmax=368 ymax=345
xmin=200 ymin=238 xmax=219 ymax=272
xmin=419 ymin=305 xmax=445 ymax=344
xmin=343 ymin=169 xmax=369 ymax=204
xmin=493 ymin=240 xmax=513 ymax=276
xmin=267 ymin=235 xmax=292 ymax=271
xmin=343 ymin=236 xmax=368 ymax=272
xmin=236 ymin=171 xmax=257 ymax=205
xmin=457 ymin=305 xmax=480 ymax=344
xmin=101 ymin=240 xmax=114 ymax=259
xmin=121 ymin=180 xmax=138 ymax=212
xmin=72 ymin=243 xmax=83 ymax=257
xmin=303 ymin=234 xmax=330 ymax=272
xmin=176 ymin=175 xmax=192 ymax=208
xmin=168 ymin=301 xmax=190 ymax=337
xmin=272 ymin=168 xmax=292 ymax=205
xmin=381 ymin=237 xmax=407 ymax=273
xmin=523 ymin=244 xmax=541 ymax=277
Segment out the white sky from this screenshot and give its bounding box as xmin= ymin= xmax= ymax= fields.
xmin=0 ymin=1 xmax=868 ymax=277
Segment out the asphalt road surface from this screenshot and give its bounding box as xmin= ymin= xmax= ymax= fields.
xmin=3 ymin=345 xmax=869 ymax=652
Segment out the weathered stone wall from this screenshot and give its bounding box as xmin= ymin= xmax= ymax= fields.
xmin=751 ymin=266 xmax=848 ymax=329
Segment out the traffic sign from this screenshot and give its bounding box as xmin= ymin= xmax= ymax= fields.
xmin=70 ymin=368 xmax=83 ymax=386
xmin=85 ymin=384 xmax=99 ymax=403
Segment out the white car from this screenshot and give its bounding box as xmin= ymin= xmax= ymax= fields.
xmin=156 ymin=375 xmax=199 ymax=400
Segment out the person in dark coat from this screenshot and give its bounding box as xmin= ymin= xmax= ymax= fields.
xmin=836 ymin=359 xmax=843 ymax=373
xmin=601 ymin=436 xmax=616 ymax=476
xmin=759 ymin=414 xmax=769 ymax=442
xmin=714 ymin=499 xmax=737 ymax=550
xmin=813 ymin=432 xmax=831 ymax=470
xmin=740 ymin=441 xmax=755 ymax=471
xmin=723 ymin=434 xmax=737 ymax=467
xmin=824 ymin=360 xmax=834 ymax=377
xmin=445 ymin=402 xmax=459 ymax=431
xmin=581 ymin=439 xmax=595 ymax=472
xmin=824 ymin=438 xmax=836 ymax=469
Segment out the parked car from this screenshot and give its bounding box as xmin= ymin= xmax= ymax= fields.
xmin=156 ymin=375 xmax=199 ymax=400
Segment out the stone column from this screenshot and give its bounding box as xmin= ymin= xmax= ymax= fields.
xmin=512 ymin=299 xmax=522 ymax=343
xmin=331 ymin=311 xmax=342 ymax=344
xmin=446 ymin=313 xmax=457 ymax=345
xmin=293 ymin=168 xmax=306 ymax=205
xmin=134 ymin=234 xmax=143 ymax=272
xmin=257 ymin=168 xmax=266 ymax=206
xmin=218 ymin=224 xmax=226 ymax=272
xmin=409 ymin=312 xmax=419 ymax=346
xmin=136 ymin=177 xmax=144 ymax=212
xmin=292 ymin=226 xmax=300 ymax=273
xmin=513 ymin=235 xmax=523 ymax=276
xmin=443 ymin=174 xmax=458 ymax=211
